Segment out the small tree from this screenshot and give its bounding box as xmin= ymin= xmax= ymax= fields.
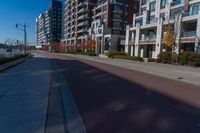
xmin=87 ymin=38 xmax=96 ymax=52
xmin=5 ymin=38 xmax=16 ymax=57
xmin=163 ymin=24 xmax=177 ymax=63
xmin=163 ymin=24 xmax=176 ymax=49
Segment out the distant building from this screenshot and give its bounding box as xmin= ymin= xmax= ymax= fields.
xmin=123 ymin=0 xmax=200 ymax=59
xmin=36 ymin=0 xmax=62 ymax=45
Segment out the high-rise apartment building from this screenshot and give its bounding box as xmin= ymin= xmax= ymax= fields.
xmin=63 ymin=0 xmax=95 ymax=46
xmin=89 ymin=0 xmax=139 ymax=53
xmin=36 ymin=13 xmax=46 ymax=45
xmin=36 ymin=0 xmax=62 ymax=45
xmin=123 ymin=0 xmax=200 ymax=59
xmin=63 ymin=0 xmax=139 ymax=53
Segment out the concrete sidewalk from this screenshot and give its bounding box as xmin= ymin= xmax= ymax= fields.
xmin=56 ymin=53 xmax=200 ymax=86
xmin=0 ymin=53 xmax=51 ymax=133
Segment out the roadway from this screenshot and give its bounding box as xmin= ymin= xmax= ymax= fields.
xmin=47 ymin=52 xmax=200 ymax=133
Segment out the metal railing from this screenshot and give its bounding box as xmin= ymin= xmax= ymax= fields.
xmin=141 ymin=35 xmax=156 ymax=41
xmin=183 ymin=31 xmax=196 ymax=37
xmin=146 ymin=19 xmax=157 ymax=25
xmin=135 ymin=13 xmax=143 ymax=17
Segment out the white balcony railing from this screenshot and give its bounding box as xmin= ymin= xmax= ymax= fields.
xmin=183 ymin=31 xmax=196 ymax=37
xmin=141 ymin=35 xmax=156 ymax=41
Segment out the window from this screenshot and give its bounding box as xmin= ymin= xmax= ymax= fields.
xmin=113 ymin=4 xmax=122 ymax=12
xmin=113 ymin=14 xmax=121 ymax=20
xmin=150 ymin=1 xmax=156 ymax=12
xmin=142 ymin=0 xmax=147 ymax=5
xmin=141 ymin=8 xmax=146 ymax=15
xmin=150 ymin=16 xmax=155 ymax=23
xmin=170 ymin=8 xmax=182 ymax=19
xmin=112 ymin=29 xmax=121 ymax=34
xmin=189 ymin=4 xmax=200 ymax=16
xmin=160 ymin=0 xmax=166 ymax=9
xmin=115 ymin=0 xmax=123 ymax=3
xmin=113 ymin=21 xmax=121 ymax=28
xmin=103 ymin=5 xmax=107 ymax=12
xmin=102 ymin=14 xmax=107 ymax=19
xmin=135 ymin=19 xmax=143 ymax=25
xmin=171 ymin=0 xmax=183 ymax=6
xmin=125 ymin=7 xmax=129 ymax=13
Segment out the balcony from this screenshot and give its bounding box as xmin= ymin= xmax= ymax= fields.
xmin=77 ymin=28 xmax=87 ymax=33
xmin=139 ymin=35 xmax=156 ymax=45
xmin=182 ymin=11 xmax=199 ymax=17
xmin=77 ymin=14 xmax=87 ymax=20
xmin=95 ymin=27 xmax=103 ymax=35
xmin=78 ymin=2 xmax=86 ymax=7
xmin=120 ymin=40 xmax=125 ymax=45
xmin=120 ymin=40 xmax=135 ymax=45
xmin=181 ymin=37 xmax=196 ymax=43
xmin=78 ymin=8 xmax=87 ymax=14
xmin=94 ymin=3 xmax=102 ymax=10
xmin=71 ymin=0 xmax=75 ymax=4
xmin=135 ymin=13 xmax=143 ymax=17
xmin=95 ymin=12 xmax=102 ymax=17
xmin=77 ymin=21 xmax=88 ymax=27
xmin=146 ymin=19 xmax=157 ymax=25
xmin=77 ymin=35 xmax=85 ymax=39
xmin=141 ymin=35 xmax=156 ymax=41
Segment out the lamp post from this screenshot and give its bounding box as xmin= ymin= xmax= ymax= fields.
xmin=16 ymin=23 xmax=28 ymax=52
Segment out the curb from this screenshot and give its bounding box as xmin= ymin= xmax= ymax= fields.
xmin=0 ymin=57 xmax=26 ymax=72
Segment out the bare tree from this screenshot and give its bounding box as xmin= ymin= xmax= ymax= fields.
xmin=5 ymin=38 xmax=16 ymax=57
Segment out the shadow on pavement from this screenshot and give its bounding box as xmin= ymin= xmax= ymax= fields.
xmin=46 ymin=56 xmax=200 ymax=133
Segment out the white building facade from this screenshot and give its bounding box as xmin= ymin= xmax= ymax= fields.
xmin=36 ymin=13 xmax=49 ymax=45
xmin=89 ymin=0 xmax=138 ymax=54
xmin=124 ymin=0 xmax=200 ymax=59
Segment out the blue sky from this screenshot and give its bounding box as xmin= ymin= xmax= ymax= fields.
xmin=0 ymin=0 xmax=55 ymax=45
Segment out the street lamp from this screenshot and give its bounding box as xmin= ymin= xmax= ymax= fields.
xmin=16 ymin=23 xmax=28 ymax=52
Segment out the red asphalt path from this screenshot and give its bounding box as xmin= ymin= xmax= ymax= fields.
xmin=44 ymin=52 xmax=200 ymax=133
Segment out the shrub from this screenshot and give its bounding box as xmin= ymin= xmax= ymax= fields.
xmin=87 ymin=51 xmax=96 ymax=56
xmin=76 ymin=49 xmax=83 ymax=53
xmin=0 ymin=57 xmax=12 ymax=64
xmin=0 ymin=53 xmax=30 ymax=65
xmin=191 ymin=62 xmax=200 ymax=67
xmin=113 ymin=55 xmax=143 ymax=61
xmin=105 ymin=51 xmax=143 ymax=61
xmin=178 ymin=52 xmax=200 ymax=67
xmin=105 ymin=51 xmax=126 ymax=58
xmin=76 ymin=51 xmax=96 ymax=56
xmin=68 ymin=50 xmax=77 ymax=54
xmin=179 ymin=52 xmax=193 ymax=65
xmin=156 ymin=52 xmax=172 ymax=63
xmin=189 ymin=52 xmax=200 ymax=67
